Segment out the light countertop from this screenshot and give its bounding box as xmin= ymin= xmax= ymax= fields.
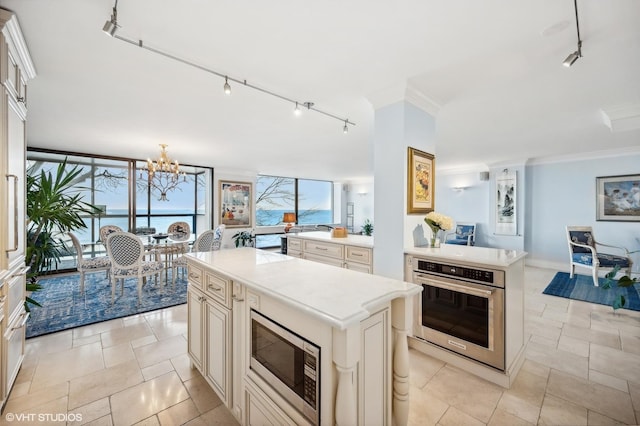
xmin=187 ymin=248 xmax=419 ymax=329
xmin=405 ymin=244 xmax=527 ymax=268
xmin=286 ymin=231 xmax=374 ymax=248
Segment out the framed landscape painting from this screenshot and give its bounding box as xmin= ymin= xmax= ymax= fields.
xmin=407 ymin=147 xmax=435 ymax=214
xmin=596 ymin=174 xmax=640 ymax=221
xmin=495 ymin=171 xmax=517 ymax=235
xmin=219 ymin=180 xmax=252 ymax=228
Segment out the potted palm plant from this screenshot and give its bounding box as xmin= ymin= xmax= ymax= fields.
xmin=26 ymin=159 xmax=99 ymax=310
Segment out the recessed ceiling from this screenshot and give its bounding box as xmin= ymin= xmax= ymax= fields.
xmin=1 ymin=0 xmax=639 ymax=181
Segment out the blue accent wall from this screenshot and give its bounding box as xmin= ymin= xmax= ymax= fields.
xmin=435 ymin=152 xmax=640 ymax=272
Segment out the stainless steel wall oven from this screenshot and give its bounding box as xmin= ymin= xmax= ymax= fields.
xmin=411 ymin=258 xmax=506 ymax=370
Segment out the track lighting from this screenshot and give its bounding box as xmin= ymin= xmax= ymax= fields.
xmin=102 ymin=0 xmax=119 ymax=37
xmin=101 ymin=6 xmax=355 ymax=132
xmin=562 ymin=0 xmax=583 ymax=67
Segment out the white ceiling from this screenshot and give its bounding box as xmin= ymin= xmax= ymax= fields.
xmin=1 ymin=0 xmax=639 ymax=181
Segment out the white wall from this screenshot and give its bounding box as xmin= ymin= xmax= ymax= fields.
xmin=345 ymin=180 xmax=374 ymax=233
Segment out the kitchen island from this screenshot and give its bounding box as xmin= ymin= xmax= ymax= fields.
xmin=186 ymin=248 xmax=421 ymax=425
xmin=404 ymin=244 xmax=527 ymax=388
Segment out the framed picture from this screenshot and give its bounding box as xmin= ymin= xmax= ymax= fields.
xmin=596 ymin=174 xmax=640 ymax=221
xmin=219 ymin=180 xmax=252 ymax=228
xmin=407 ymin=147 xmax=435 ymax=214
xmin=495 ymin=171 xmax=517 ymax=235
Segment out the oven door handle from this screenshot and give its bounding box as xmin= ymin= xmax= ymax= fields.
xmin=415 ymin=274 xmax=494 ymax=297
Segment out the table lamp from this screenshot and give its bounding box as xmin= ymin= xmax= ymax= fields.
xmin=283 ymin=212 xmax=296 ymax=233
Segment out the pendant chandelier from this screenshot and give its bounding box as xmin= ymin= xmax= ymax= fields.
xmin=145 ymin=144 xmax=186 ymax=201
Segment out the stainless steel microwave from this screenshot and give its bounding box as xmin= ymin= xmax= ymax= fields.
xmin=250 ymin=309 xmax=320 ymax=425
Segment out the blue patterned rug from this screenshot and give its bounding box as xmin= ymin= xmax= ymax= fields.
xmin=26 ymin=271 xmax=187 ymax=338
xmin=543 ymin=272 xmax=640 ymax=311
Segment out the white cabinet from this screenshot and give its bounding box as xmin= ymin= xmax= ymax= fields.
xmin=287 ymin=234 xmax=373 ymax=273
xmin=186 ymin=263 xmax=233 ymax=408
xmin=0 ymin=9 xmax=35 ymax=411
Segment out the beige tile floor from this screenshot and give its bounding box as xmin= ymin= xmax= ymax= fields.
xmin=1 ymin=266 xmax=639 ymax=425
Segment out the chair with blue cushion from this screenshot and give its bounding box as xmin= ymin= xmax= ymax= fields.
xmin=566 ymin=226 xmax=632 ymax=286
xmin=444 ymin=223 xmax=476 ymax=246
xmin=68 ymin=232 xmax=111 ymax=296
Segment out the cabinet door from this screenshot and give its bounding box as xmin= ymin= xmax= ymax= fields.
xmin=187 ymin=288 xmax=204 ymax=371
xmin=5 ymin=98 xmax=26 ymax=270
xmin=205 ymin=300 xmax=231 ymax=406
xmin=303 ymin=252 xmax=344 ymax=268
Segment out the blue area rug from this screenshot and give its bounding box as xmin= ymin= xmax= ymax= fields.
xmin=543 ymin=272 xmax=640 ymax=311
xmin=26 ymin=271 xmax=187 ymax=338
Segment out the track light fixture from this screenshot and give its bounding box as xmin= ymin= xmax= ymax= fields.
xmin=102 ymin=0 xmax=119 ymax=37
xmin=101 ymin=9 xmax=355 ymax=132
xmin=562 ymin=0 xmax=583 ymax=67
xmin=294 ymin=102 xmax=301 ymax=116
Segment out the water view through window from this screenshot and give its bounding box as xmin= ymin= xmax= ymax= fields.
xmin=256 ymin=175 xmax=333 ymax=248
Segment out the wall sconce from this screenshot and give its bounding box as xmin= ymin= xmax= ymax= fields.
xmin=358 ymin=192 xmax=368 ymax=196
xmin=451 ymin=187 xmax=468 ymax=192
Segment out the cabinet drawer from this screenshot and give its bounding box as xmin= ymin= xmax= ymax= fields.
xmin=303 ymin=253 xmax=344 ymax=268
xmin=287 ymin=249 xmax=302 ymax=259
xmin=345 ymin=261 xmax=372 ymax=274
xmin=204 ymin=272 xmax=231 ymax=308
xmin=187 ymin=263 xmax=204 ymax=290
xmin=345 ymin=246 xmax=372 ymax=265
xmin=4 ymin=271 xmax=25 ymax=322
xmin=303 ymin=240 xmax=343 ymax=259
xmin=287 ymin=238 xmax=302 ymax=251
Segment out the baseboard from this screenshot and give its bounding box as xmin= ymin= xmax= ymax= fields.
xmin=524 ymin=258 xmax=566 ymax=272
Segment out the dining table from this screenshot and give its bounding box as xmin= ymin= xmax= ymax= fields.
xmin=141 ymin=233 xmax=195 ymax=286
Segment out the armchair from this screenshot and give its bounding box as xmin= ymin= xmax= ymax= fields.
xmin=444 ymin=223 xmax=476 ymax=246
xmin=566 ymin=226 xmax=632 ymax=286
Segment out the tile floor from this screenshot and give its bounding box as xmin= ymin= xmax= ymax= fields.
xmin=1 ymin=266 xmax=639 ymax=425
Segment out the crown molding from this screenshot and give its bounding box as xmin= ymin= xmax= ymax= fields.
xmin=0 ymin=9 xmax=36 ymax=80
xmin=526 ymin=146 xmax=640 ymax=166
xmin=366 ymin=81 xmax=442 ymax=117
xmin=601 ymin=104 xmax=640 ymax=133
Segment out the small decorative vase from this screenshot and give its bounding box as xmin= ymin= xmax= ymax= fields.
xmin=430 ymin=237 xmax=436 ymax=247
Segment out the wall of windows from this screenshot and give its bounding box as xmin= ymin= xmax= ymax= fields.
xmin=255 ymin=175 xmax=335 ymax=248
xmin=27 ymin=149 xmax=213 ymax=268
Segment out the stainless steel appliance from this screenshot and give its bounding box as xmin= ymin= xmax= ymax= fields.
xmin=250 ymin=309 xmax=320 ymax=425
xmin=411 ymin=258 xmax=505 ymax=370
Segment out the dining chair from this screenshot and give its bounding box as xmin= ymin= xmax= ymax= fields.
xmin=106 ymin=231 xmax=164 ymax=304
xmin=167 ymin=221 xmax=191 ymax=254
xmin=171 ymin=227 xmax=222 ymax=287
xmin=68 ymin=232 xmax=111 ymax=296
xmin=99 ymin=224 xmax=123 ymax=251
xmin=566 ymin=225 xmax=632 ymax=286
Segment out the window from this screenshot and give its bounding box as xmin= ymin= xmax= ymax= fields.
xmin=255 ymin=175 xmax=334 ymax=248
xmin=27 ymin=149 xmax=213 ymax=271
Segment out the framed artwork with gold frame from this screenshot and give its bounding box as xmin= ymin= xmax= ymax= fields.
xmin=407 ymin=147 xmax=435 ymax=214
xmin=219 ymin=180 xmax=252 ymax=228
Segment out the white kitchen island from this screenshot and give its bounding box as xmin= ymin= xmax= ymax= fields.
xmin=186 ymin=248 xmax=421 ymax=426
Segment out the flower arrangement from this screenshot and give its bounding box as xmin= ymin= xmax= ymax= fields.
xmin=424 ymin=212 xmax=453 ymax=247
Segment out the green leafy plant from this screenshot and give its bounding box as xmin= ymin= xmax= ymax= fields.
xmin=603 ymin=265 xmax=638 ymax=310
xmin=26 ymin=159 xmax=99 ymax=310
xmin=362 ymin=219 xmax=373 ymax=236
xmin=232 ymin=230 xmax=255 ymax=248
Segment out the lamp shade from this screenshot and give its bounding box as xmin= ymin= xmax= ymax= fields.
xmin=283 ymin=213 xmax=296 ymax=223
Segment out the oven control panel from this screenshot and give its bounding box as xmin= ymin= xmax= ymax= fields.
xmin=415 ymin=260 xmax=496 ymax=284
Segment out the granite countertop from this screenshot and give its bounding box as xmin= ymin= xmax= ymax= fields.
xmin=405 ymin=244 xmax=527 ymax=268
xmin=285 ymin=231 xmax=374 ymax=248
xmin=187 ymin=248 xmax=419 ymax=329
